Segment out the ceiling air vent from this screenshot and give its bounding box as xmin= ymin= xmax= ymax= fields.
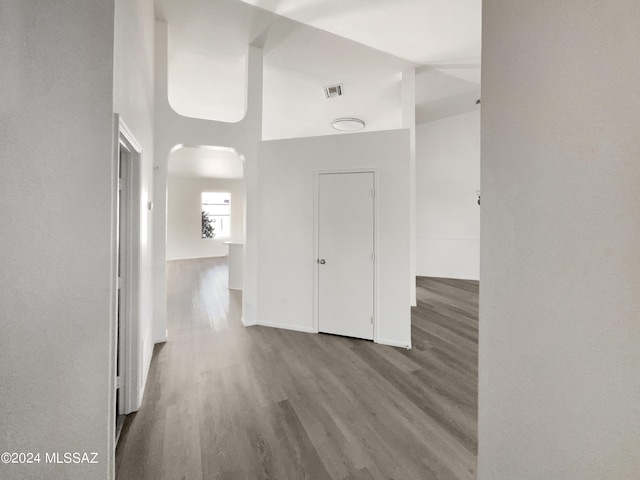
xmin=323 ymin=84 xmax=343 ymax=99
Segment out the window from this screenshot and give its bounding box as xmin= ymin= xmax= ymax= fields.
xmin=201 ymin=192 xmax=231 ymax=239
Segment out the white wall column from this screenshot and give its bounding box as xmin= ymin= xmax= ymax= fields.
xmin=401 ymin=68 xmax=417 ymax=306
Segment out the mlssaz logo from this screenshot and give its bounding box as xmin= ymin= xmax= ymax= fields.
xmin=45 ymin=452 xmax=99 ymax=464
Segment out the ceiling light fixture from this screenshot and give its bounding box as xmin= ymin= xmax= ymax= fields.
xmin=331 ymin=117 xmax=365 ymax=132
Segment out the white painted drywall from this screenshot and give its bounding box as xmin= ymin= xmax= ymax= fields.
xmin=113 ymin=0 xmax=156 ymax=408
xmin=0 ymin=2 xmax=115 ymax=479
xmin=416 ymin=111 xmax=480 ymax=280
xmin=479 ymin=2 xmax=640 ymax=479
xmin=257 ymin=129 xmax=411 ymax=347
xmin=167 ymin=176 xmax=245 ymax=260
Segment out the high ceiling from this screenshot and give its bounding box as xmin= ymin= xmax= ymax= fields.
xmin=239 ymin=0 xmax=481 ymax=65
xmin=157 ymin=0 xmax=481 ymax=151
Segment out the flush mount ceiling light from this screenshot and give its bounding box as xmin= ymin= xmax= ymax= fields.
xmin=331 ymin=117 xmax=365 ymax=132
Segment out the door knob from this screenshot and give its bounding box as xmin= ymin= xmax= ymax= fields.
xmin=318 ymin=259 xmax=326 ymax=265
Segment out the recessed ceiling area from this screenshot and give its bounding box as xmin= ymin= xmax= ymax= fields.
xmin=156 ymin=0 xmax=482 ymax=136
xmin=160 ymin=0 xmax=276 ymax=122
xmin=158 ymin=0 xmax=411 ymax=138
xmin=168 ymin=146 xmax=244 ymax=179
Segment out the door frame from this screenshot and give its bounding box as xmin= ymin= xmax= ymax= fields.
xmin=110 ymin=114 xmax=143 ymax=425
xmin=313 ymin=168 xmax=379 ymax=343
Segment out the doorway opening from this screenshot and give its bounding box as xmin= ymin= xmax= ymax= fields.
xmin=166 ymin=145 xmax=246 ymax=329
xmin=113 ymin=116 xmax=143 ymax=444
xmin=315 ymin=169 xmax=378 ymax=342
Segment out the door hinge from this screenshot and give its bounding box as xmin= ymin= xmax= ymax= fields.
xmin=116 ymin=376 xmax=121 ymax=389
xmin=371 ymin=316 xmax=375 ymax=325
xmin=371 ymin=188 xmax=375 ymax=197
xmin=118 ymin=178 xmax=123 ymax=190
xmin=117 ymin=276 xmax=122 ymax=289
xmin=370 ymin=252 xmax=375 ymax=261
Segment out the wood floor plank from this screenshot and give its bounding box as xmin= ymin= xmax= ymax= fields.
xmin=161 ymin=398 xmax=203 ymax=480
xmin=116 ymin=261 xmax=478 ymax=480
xmin=271 ymin=399 xmax=334 ymax=480
xmin=341 ymin=467 xmax=375 ymax=480
xmin=314 ymin=343 xmax=462 ymax=480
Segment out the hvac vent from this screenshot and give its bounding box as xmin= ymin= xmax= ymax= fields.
xmin=323 ymin=84 xmax=343 ymax=99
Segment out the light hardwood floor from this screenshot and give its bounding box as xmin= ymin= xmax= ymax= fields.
xmin=115 ymin=258 xmax=478 ymax=480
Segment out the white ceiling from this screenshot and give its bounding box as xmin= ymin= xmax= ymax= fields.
xmin=416 ymin=68 xmax=480 ymax=124
xmin=157 ymin=0 xmax=481 ymax=144
xmin=262 ymin=16 xmax=410 ymax=139
xmin=239 ymin=0 xmax=481 ymax=65
xmin=168 ymin=146 xmax=244 ymax=179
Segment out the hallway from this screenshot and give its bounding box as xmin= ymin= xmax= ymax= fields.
xmin=115 ymin=258 xmax=478 ymax=480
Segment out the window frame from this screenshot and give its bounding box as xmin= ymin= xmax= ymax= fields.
xmin=201 ymin=191 xmax=231 ymax=240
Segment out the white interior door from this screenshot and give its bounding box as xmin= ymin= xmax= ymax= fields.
xmin=318 ymin=172 xmax=374 ymax=340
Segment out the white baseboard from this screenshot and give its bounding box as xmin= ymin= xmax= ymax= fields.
xmin=257 ymin=321 xmax=316 ymax=334
xmin=166 ymin=254 xmax=229 ymax=261
xmin=377 ymin=337 xmax=412 ymax=349
xmin=153 ymin=329 xmax=168 ymax=344
xmin=241 ymin=316 xmax=257 ymax=327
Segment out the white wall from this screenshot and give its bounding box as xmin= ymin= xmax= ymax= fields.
xmin=416 ymin=110 xmax=480 ymax=280
xmin=113 ymin=0 xmax=156 ymax=409
xmin=257 ymin=129 xmax=411 ymax=347
xmin=479 ymin=2 xmax=640 ymax=479
xmin=0 ymin=2 xmax=115 ymax=479
xmin=167 ymin=176 xmax=245 ymax=260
